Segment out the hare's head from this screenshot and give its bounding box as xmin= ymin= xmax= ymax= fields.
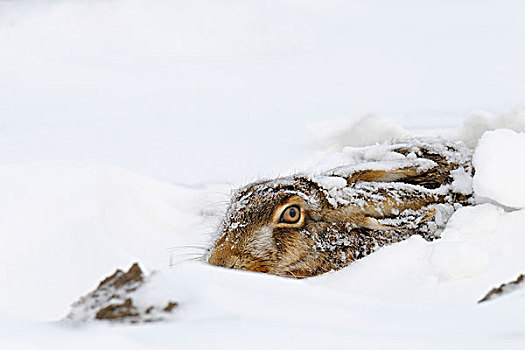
xmin=207 ymin=176 xmax=340 ymax=278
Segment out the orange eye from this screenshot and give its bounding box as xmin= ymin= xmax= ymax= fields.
xmin=280 ymin=205 xmax=301 ymax=224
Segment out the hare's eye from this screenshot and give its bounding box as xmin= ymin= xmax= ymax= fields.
xmin=280 ymin=205 xmax=301 ymax=224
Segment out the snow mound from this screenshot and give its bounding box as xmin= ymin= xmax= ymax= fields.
xmin=306 ymin=113 xmax=407 ymax=151
xmin=0 ymin=161 xmax=227 ymax=321
xmin=100 ymin=167 xmax=229 ymax=268
xmin=456 ymin=109 xmax=525 ymax=148
xmin=312 ymin=204 xmax=525 ymax=304
xmin=473 ymin=129 xmax=525 ymax=208
xmin=299 ymin=108 xmax=525 ymax=172
xmin=0 ymin=162 xmax=136 ymax=321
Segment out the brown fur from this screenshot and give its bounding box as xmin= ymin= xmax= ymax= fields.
xmin=208 ymin=138 xmax=473 ymax=278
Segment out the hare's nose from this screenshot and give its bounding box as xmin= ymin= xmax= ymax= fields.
xmin=208 ymin=252 xmax=241 ymax=269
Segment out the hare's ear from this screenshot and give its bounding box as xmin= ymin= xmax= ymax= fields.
xmin=361 ymin=217 xmax=396 ymax=230
xmin=361 ymin=209 xmax=436 ymax=231
xmin=346 ymin=167 xmax=422 ymax=184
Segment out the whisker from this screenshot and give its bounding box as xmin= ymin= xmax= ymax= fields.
xmin=169 ymin=256 xmax=205 ymax=267
xmin=166 ymin=245 xmax=207 ymax=252
xmin=168 ymin=252 xmax=205 ymax=259
xmin=224 ymin=180 xmax=236 ymax=191
xmin=166 ymin=244 xmax=209 ymax=252
xmin=204 ymin=201 xmax=231 ymax=208
xmin=209 ymin=190 xmax=232 ymax=198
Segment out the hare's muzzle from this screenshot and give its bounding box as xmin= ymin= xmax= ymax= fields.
xmin=208 ymin=232 xmax=242 ymax=269
xmin=208 ymin=252 xmax=240 ymax=269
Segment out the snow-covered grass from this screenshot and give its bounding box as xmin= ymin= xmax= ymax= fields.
xmin=2 ymin=0 xmax=525 ymax=349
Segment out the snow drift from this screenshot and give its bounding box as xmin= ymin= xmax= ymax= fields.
xmin=2 ymin=110 xmax=525 ymax=349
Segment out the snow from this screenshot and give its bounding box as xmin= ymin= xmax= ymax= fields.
xmin=451 ymin=167 xmax=474 ymax=195
xmin=306 ymin=113 xmax=408 ymax=152
xmin=456 ymin=109 xmax=525 ymax=148
xmin=473 ymin=129 xmax=525 ymax=208
xmin=2 ymin=0 xmax=525 ymax=349
xmin=4 ymin=120 xmax=525 ymax=349
xmin=0 ymin=162 xmax=135 ymax=321
xmin=312 ymin=203 xmax=525 ymax=305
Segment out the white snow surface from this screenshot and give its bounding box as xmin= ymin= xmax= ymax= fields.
xmin=473 ymin=129 xmax=525 ymax=208
xmin=2 ymin=113 xmax=525 ymax=349
xmin=2 ymin=1 xmax=525 ymax=349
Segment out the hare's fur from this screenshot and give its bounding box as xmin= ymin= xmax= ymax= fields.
xmin=208 ymin=138 xmax=473 ymax=278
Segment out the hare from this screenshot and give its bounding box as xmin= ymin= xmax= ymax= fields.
xmin=208 ymin=138 xmax=473 ymax=278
